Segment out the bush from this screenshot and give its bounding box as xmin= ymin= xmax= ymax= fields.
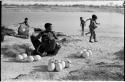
xmin=1 ymin=25 xmax=16 ymax=36
xmin=1 ymin=44 xmax=33 ymax=58
xmin=114 ymin=48 xmax=124 ymax=60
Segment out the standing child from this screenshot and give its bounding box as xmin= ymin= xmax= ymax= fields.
xmin=85 ymin=15 xmax=100 ymax=36
xmin=80 ymin=17 xmax=85 ymax=36
xmin=85 ymin=15 xmax=100 ymax=43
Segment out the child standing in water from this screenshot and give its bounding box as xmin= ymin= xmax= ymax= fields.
xmin=85 ymin=15 xmax=100 ymax=43
xmin=80 ymin=17 xmax=85 ymax=36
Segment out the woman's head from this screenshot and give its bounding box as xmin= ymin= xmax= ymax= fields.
xmin=92 ymin=14 xmax=97 ymax=20
xmin=44 ymin=23 xmax=52 ymax=31
xmin=80 ymin=17 xmax=83 ymax=20
xmin=25 ymin=18 xmax=28 ymax=21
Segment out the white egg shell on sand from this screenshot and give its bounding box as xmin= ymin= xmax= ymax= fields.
xmin=22 ymin=53 xmax=28 ymax=59
xmin=65 ymin=60 xmax=71 ymax=68
xmin=88 ymin=50 xmax=92 ymax=56
xmin=81 ymin=51 xmax=89 ymax=58
xmin=55 ymin=61 xmax=63 ymax=72
xmin=76 ymin=51 xmax=83 ymax=57
xmin=48 ymin=62 xmax=56 ymax=72
xmin=34 ymin=55 xmax=41 ymax=61
xmin=61 ymin=60 xmax=66 ymax=69
xmin=27 ymin=56 xmax=34 ymax=62
xmin=16 ymin=55 xmax=23 ymax=61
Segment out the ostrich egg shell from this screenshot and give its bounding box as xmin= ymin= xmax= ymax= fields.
xmin=16 ymin=55 xmax=23 ymax=61
xmin=22 ymin=53 xmax=28 ymax=58
xmin=65 ymin=60 xmax=71 ymax=68
xmin=81 ymin=51 xmax=89 ymax=58
xmin=34 ymin=55 xmax=41 ymax=61
xmin=76 ymin=51 xmax=83 ymax=57
xmin=61 ymin=60 xmax=66 ymax=69
xmin=48 ymin=62 xmax=56 ymax=72
xmin=27 ymin=56 xmax=34 ymax=62
xmin=88 ymin=50 xmax=92 ymax=56
xmin=55 ymin=62 xmax=63 ymax=72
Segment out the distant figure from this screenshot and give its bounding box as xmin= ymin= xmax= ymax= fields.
xmin=80 ymin=17 xmax=85 ymax=36
xmin=1 ymin=26 xmax=5 ymax=42
xmin=18 ymin=18 xmax=30 ymax=38
xmin=30 ymin=23 xmax=61 ymax=56
xmin=1 ymin=32 xmax=4 ymax=42
xmin=85 ymin=15 xmax=100 ymax=43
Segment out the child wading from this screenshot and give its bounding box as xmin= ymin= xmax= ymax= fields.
xmin=18 ymin=18 xmax=30 ymax=38
xmin=80 ymin=17 xmax=85 ymax=36
xmin=85 ymin=15 xmax=100 ymax=43
xmin=30 ymin=23 xmax=61 ymax=56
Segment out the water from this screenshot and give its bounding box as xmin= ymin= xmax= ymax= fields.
xmin=2 ymin=9 xmax=124 ymax=36
xmin=3 ymin=1 xmax=124 ymax=6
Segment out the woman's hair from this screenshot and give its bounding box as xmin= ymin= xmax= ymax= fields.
xmin=92 ymin=14 xmax=97 ymax=19
xmin=80 ymin=17 xmax=83 ymax=20
xmin=25 ymin=18 xmax=28 ymax=20
xmin=44 ymin=23 xmax=52 ymax=29
xmin=34 ymin=28 xmax=42 ymax=32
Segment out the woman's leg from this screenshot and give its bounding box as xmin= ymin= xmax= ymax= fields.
xmin=30 ymin=35 xmax=41 ymax=50
xmin=45 ymin=40 xmax=56 ymax=53
xmin=85 ymin=28 xmax=91 ymax=35
xmin=82 ymin=25 xmax=84 ymax=36
xmin=37 ymin=42 xmax=47 ymax=56
xmin=47 ymin=43 xmax=61 ymax=55
xmin=89 ymin=29 xmax=94 ymax=42
xmin=85 ymin=32 xmax=90 ymax=35
xmin=93 ymin=31 xmax=97 ymax=42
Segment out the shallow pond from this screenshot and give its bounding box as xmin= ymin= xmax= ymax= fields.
xmin=2 ymin=8 xmax=124 ymax=36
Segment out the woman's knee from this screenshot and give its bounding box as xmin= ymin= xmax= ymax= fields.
xmin=30 ymin=35 xmax=37 ymax=41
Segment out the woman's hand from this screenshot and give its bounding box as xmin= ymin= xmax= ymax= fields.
xmin=32 ymin=32 xmax=39 ymax=37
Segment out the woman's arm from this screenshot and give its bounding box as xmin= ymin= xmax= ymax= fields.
xmin=52 ymin=31 xmax=58 ymax=39
xmin=85 ymin=18 xmax=91 ymax=23
xmin=25 ymin=22 xmax=30 ymax=27
xmin=93 ymin=21 xmax=98 ymax=29
xmin=95 ymin=20 xmax=100 ymax=25
xmin=19 ymin=22 xmax=24 ymax=24
xmin=33 ymin=31 xmax=42 ymax=39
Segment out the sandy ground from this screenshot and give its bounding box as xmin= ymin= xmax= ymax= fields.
xmin=1 ymin=30 xmax=124 ymax=81
xmin=1 ymin=6 xmax=124 ymax=81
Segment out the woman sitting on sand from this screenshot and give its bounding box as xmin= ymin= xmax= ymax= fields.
xmin=18 ymin=18 xmax=30 ymax=38
xmin=30 ymin=23 xmax=61 ymax=56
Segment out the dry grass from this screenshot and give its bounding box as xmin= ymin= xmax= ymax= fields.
xmin=1 ymin=35 xmax=124 ymax=81
xmin=61 ymin=61 xmax=124 ymax=81
xmin=60 ymin=46 xmax=124 ymax=81
xmin=1 ymin=25 xmax=16 ymax=36
xmin=1 ymin=43 xmax=33 ymax=58
xmin=114 ymin=48 xmax=124 ymax=60
xmin=61 ymin=67 xmax=124 ymax=81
